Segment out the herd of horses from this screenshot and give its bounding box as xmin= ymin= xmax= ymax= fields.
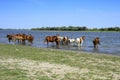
xmin=44 ymin=34 xmax=100 ymax=48
xmin=6 ymin=33 xmax=100 ymax=48
xmin=6 ymin=33 xmax=34 ymax=44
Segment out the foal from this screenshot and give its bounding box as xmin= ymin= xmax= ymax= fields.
xmin=93 ymin=37 xmax=100 ymax=48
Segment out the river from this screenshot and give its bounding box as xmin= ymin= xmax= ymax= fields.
xmin=0 ymin=29 xmax=120 ymax=56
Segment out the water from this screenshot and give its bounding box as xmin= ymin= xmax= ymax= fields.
xmin=0 ymin=29 xmax=120 ymax=56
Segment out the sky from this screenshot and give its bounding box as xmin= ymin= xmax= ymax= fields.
xmin=0 ymin=0 xmax=120 ymax=29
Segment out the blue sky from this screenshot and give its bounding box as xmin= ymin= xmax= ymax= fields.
xmin=0 ymin=0 xmax=120 ymax=29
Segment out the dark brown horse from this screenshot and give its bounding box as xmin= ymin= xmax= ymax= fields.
xmin=6 ymin=34 xmax=14 ymax=42
xmin=44 ymin=36 xmax=60 ymax=46
xmin=93 ymin=37 xmax=100 ymax=48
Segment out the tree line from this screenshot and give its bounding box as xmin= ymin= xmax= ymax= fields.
xmin=31 ymin=26 xmax=120 ymax=31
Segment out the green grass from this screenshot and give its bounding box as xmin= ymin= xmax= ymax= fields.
xmin=0 ymin=66 xmax=28 ymax=80
xmin=0 ymin=44 xmax=120 ymax=80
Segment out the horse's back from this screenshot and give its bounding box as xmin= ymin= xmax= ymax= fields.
xmin=69 ymin=38 xmax=75 ymax=43
xmin=93 ymin=37 xmax=100 ymax=44
xmin=45 ymin=36 xmax=56 ymax=42
xmin=76 ymin=38 xmax=80 ymax=42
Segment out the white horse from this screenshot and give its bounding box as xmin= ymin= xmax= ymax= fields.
xmin=68 ymin=38 xmax=75 ymax=45
xmin=75 ymin=36 xmax=85 ymax=47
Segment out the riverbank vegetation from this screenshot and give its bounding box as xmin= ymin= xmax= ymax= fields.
xmin=31 ymin=26 xmax=120 ymax=31
xmin=0 ymin=44 xmax=120 ymax=80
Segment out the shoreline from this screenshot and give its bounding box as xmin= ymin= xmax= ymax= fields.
xmin=1 ymin=43 xmax=120 ymax=56
xmin=0 ymin=43 xmax=120 ymax=80
xmin=2 ymin=43 xmax=120 ymax=57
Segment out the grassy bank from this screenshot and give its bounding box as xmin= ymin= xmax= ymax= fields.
xmin=0 ymin=44 xmax=120 ymax=80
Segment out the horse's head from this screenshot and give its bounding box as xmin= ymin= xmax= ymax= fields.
xmin=6 ymin=34 xmax=13 ymax=38
xmin=96 ymin=37 xmax=100 ymax=45
xmin=6 ymin=34 xmax=10 ymax=38
xmin=63 ymin=37 xmax=68 ymax=41
xmin=95 ymin=37 xmax=100 ymax=42
xmin=27 ymin=35 xmax=34 ymax=40
xmin=6 ymin=34 xmax=14 ymax=42
xmin=82 ymin=36 xmax=85 ymax=40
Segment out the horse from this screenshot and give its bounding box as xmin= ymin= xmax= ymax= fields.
xmin=12 ymin=34 xmax=26 ymax=43
xmin=44 ymin=36 xmax=60 ymax=46
xmin=62 ymin=36 xmax=69 ymax=45
xmin=93 ymin=37 xmax=100 ymax=48
xmin=68 ymin=38 xmax=75 ymax=45
xmin=57 ymin=36 xmax=64 ymax=45
xmin=7 ymin=33 xmax=34 ymax=44
xmin=75 ymin=36 xmax=85 ymax=47
xmin=6 ymin=34 xmax=14 ymax=42
xmin=26 ymin=34 xmax=34 ymax=44
xmin=57 ymin=36 xmax=69 ymax=45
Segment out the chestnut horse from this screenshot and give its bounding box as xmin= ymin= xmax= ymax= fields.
xmin=44 ymin=36 xmax=60 ymax=46
xmin=6 ymin=34 xmax=34 ymax=44
xmin=26 ymin=34 xmax=34 ymax=44
xmin=93 ymin=37 xmax=100 ymax=48
xmin=12 ymin=34 xmax=27 ymax=43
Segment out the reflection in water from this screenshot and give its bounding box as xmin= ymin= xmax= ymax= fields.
xmin=93 ymin=48 xmax=100 ymax=53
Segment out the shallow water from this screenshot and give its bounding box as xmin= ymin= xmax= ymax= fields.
xmin=0 ymin=29 xmax=120 ymax=56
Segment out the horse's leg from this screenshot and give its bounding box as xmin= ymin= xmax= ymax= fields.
xmin=47 ymin=41 xmax=49 ymax=45
xmin=9 ymin=38 xmax=11 ymax=42
xmin=73 ymin=42 xmax=75 ymax=46
xmin=13 ymin=38 xmax=16 ymax=44
xmin=77 ymin=43 xmax=80 ymax=47
xmin=19 ymin=39 xmax=22 ymax=43
xmin=17 ymin=39 xmax=19 ymax=43
xmin=62 ymin=40 xmax=64 ymax=45
xmin=30 ymin=40 xmax=33 ymax=44
xmin=96 ymin=44 xmax=98 ymax=48
xmin=22 ymin=39 xmax=26 ymax=44
xmin=56 ymin=41 xmax=60 ymax=48
xmin=94 ymin=44 xmax=97 ymax=48
xmin=80 ymin=41 xmax=83 ymax=46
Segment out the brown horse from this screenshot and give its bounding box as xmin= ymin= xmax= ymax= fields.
xmin=93 ymin=37 xmax=100 ymax=48
xmin=6 ymin=34 xmax=14 ymax=42
xmin=44 ymin=36 xmax=60 ymax=46
xmin=12 ymin=34 xmax=27 ymax=43
xmin=7 ymin=33 xmax=34 ymax=44
xmin=26 ymin=34 xmax=34 ymax=44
